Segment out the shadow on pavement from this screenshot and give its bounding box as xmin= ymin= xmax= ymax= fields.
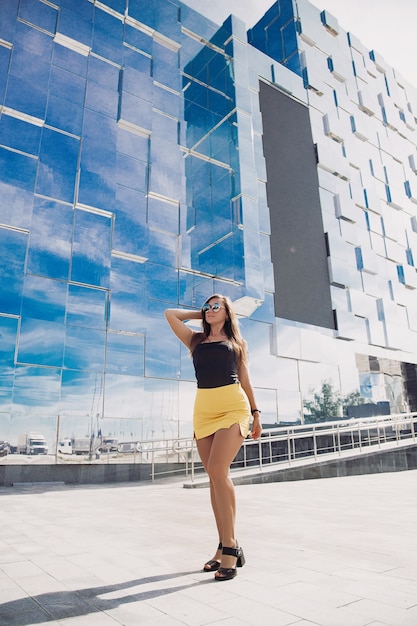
xmin=0 ymin=570 xmax=211 ymax=625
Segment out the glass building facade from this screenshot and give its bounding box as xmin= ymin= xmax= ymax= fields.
xmin=1 ymin=0 xmax=417 ymax=453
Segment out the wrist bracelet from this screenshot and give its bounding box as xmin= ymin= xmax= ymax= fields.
xmin=251 ymin=409 xmax=261 ymax=415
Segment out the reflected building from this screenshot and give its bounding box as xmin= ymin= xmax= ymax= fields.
xmin=1 ymin=0 xmax=417 ymax=451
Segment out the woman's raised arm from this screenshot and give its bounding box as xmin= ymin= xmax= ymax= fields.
xmin=164 ymin=308 xmax=202 ymax=349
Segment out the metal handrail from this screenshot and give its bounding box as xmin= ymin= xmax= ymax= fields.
xmin=114 ymin=412 xmax=417 ymax=481
xmin=10 ymin=412 xmax=415 ymax=483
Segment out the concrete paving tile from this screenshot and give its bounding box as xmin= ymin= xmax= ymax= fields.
xmin=208 ymin=593 xmax=302 ymax=626
xmin=343 ymin=598 xmax=417 ymax=626
xmin=146 ymin=587 xmax=231 ymax=625
xmin=179 ymin=575 xmax=248 ymax=605
xmin=26 ymin=555 xmax=89 ymax=583
xmin=385 ymin=566 xmax=417 ymax=582
xmin=281 ymin=566 xmax=353 ymax=588
xmin=0 ymin=559 xmax=46 ymax=580
xmin=12 ymin=573 xmax=69 ymax=597
xmin=0 ymin=548 xmax=26 ymax=565
xmin=0 ymin=583 xmax=27 ymax=603
xmin=341 ymin=579 xmax=417 ymax=609
xmin=105 ymin=601 xmax=190 ymax=625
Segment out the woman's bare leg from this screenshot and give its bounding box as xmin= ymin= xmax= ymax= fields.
xmin=205 ymin=424 xmax=244 ymax=570
xmin=196 ymin=435 xmax=222 ymax=563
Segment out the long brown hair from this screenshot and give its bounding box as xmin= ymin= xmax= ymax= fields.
xmin=190 ymin=294 xmax=248 ymax=366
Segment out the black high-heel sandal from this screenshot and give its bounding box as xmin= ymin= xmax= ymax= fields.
xmin=214 ymin=545 xmax=245 ymax=581
xmin=203 ymin=542 xmax=222 ymax=572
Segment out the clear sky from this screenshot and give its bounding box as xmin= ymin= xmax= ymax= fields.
xmin=182 ymin=0 xmax=417 ymax=89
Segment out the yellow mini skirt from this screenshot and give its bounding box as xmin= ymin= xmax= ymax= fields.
xmin=193 ymin=383 xmax=251 ymax=440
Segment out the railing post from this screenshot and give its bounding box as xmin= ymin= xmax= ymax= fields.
xmin=259 ymin=437 xmax=263 ymax=470
xmin=191 ymin=439 xmax=195 ymax=483
xmin=151 ymin=442 xmax=155 ymax=482
xmin=337 ymin=424 xmax=341 ymax=456
xmin=313 ymin=426 xmax=317 ymax=460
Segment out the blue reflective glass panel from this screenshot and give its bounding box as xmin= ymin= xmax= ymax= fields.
xmin=147 ymin=197 xmax=179 ymax=235
xmin=67 ymin=284 xmax=107 ymax=330
xmin=60 ymin=370 xmax=104 ymax=417
xmin=123 ymin=24 xmax=152 ymax=56
xmin=119 ymin=91 xmax=153 ymax=129
xmin=17 ymin=318 xmax=65 ymax=367
xmin=0 ymin=228 xmax=28 ymax=316
xmin=103 ymin=374 xmax=144 ymax=419
xmin=0 ymin=0 xmax=18 ymax=40
xmin=87 ymin=54 xmax=119 ymax=89
xmin=21 ymin=275 xmax=67 ymax=323
xmin=78 ymin=110 xmax=117 ymax=210
xmin=71 ymin=210 xmax=112 ymax=288
xmin=109 ymin=258 xmax=146 ymax=333
xmin=13 ymin=366 xmax=61 ymax=416
xmin=64 ymin=326 xmax=106 ymax=372
xmin=85 ymin=80 xmax=119 ymax=119
xmin=12 ymin=20 xmax=53 ymax=62
xmin=117 ymin=127 xmax=149 ymax=161
xmin=122 ymin=48 xmax=152 ymax=77
xmin=128 ymin=0 xmax=156 ymax=30
xmin=46 ymin=67 xmax=86 ymax=135
xmin=116 ymin=153 xmax=148 ymax=192
xmin=19 ymin=0 xmax=58 ymax=34
xmin=27 ymin=199 xmax=73 ymax=281
xmin=0 ymin=147 xmax=37 ymax=194
xmin=57 ymin=6 xmax=93 ymax=47
xmin=0 ymin=115 xmax=41 ymax=156
xmin=105 ymin=333 xmax=145 ymax=376
xmin=52 ymin=42 xmax=88 ymax=77
xmin=112 ymin=210 xmax=148 ymax=257
xmin=146 ymin=264 xmax=178 ymax=302
xmin=0 ymin=46 xmax=11 ymax=102
xmin=92 ymin=29 xmax=123 ymax=65
xmin=36 ymin=128 xmax=80 ymax=203
xmin=153 ymin=84 xmax=180 ymax=118
xmin=0 ymin=316 xmax=18 ymax=411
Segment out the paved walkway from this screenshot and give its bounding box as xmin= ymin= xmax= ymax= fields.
xmin=1 ymin=470 xmax=417 ymax=625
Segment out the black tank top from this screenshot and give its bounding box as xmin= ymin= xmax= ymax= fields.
xmin=192 ymin=341 xmax=239 ymax=389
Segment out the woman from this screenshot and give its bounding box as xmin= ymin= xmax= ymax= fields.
xmin=165 ymin=294 xmax=262 ymax=581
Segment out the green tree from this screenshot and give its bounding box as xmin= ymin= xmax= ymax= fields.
xmin=342 ymin=390 xmax=365 ymax=415
xmin=303 ymin=380 xmax=342 ymax=423
xmin=303 ymin=381 xmax=365 ymax=423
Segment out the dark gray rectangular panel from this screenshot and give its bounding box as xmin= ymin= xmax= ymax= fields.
xmin=259 ymin=80 xmax=334 ymax=329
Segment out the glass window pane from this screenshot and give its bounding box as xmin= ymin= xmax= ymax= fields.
xmin=26 ymin=199 xmax=73 ymax=281
xmin=17 ymin=318 xmax=65 ymax=368
xmin=36 ymin=128 xmax=80 ymax=203
xmin=109 ymin=257 xmax=146 ymax=333
xmin=60 ymin=370 xmax=104 ymax=418
xmin=21 ymin=275 xmax=67 ymax=322
xmin=105 ymin=332 xmax=145 ymax=376
xmin=0 ymin=228 xmax=28 ymax=316
xmin=67 ymin=284 xmax=107 ymax=330
xmin=103 ymin=374 xmax=144 ymax=419
xmin=71 ymin=209 xmax=112 ymax=288
xmin=13 ymin=366 xmax=61 ymax=416
xmin=64 ymin=326 xmax=106 ymax=372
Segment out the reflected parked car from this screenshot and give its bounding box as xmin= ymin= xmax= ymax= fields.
xmin=0 ymin=441 xmax=10 ymax=456
xmin=100 ymin=437 xmax=118 ymax=452
xmin=117 ymin=442 xmax=141 ymax=454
